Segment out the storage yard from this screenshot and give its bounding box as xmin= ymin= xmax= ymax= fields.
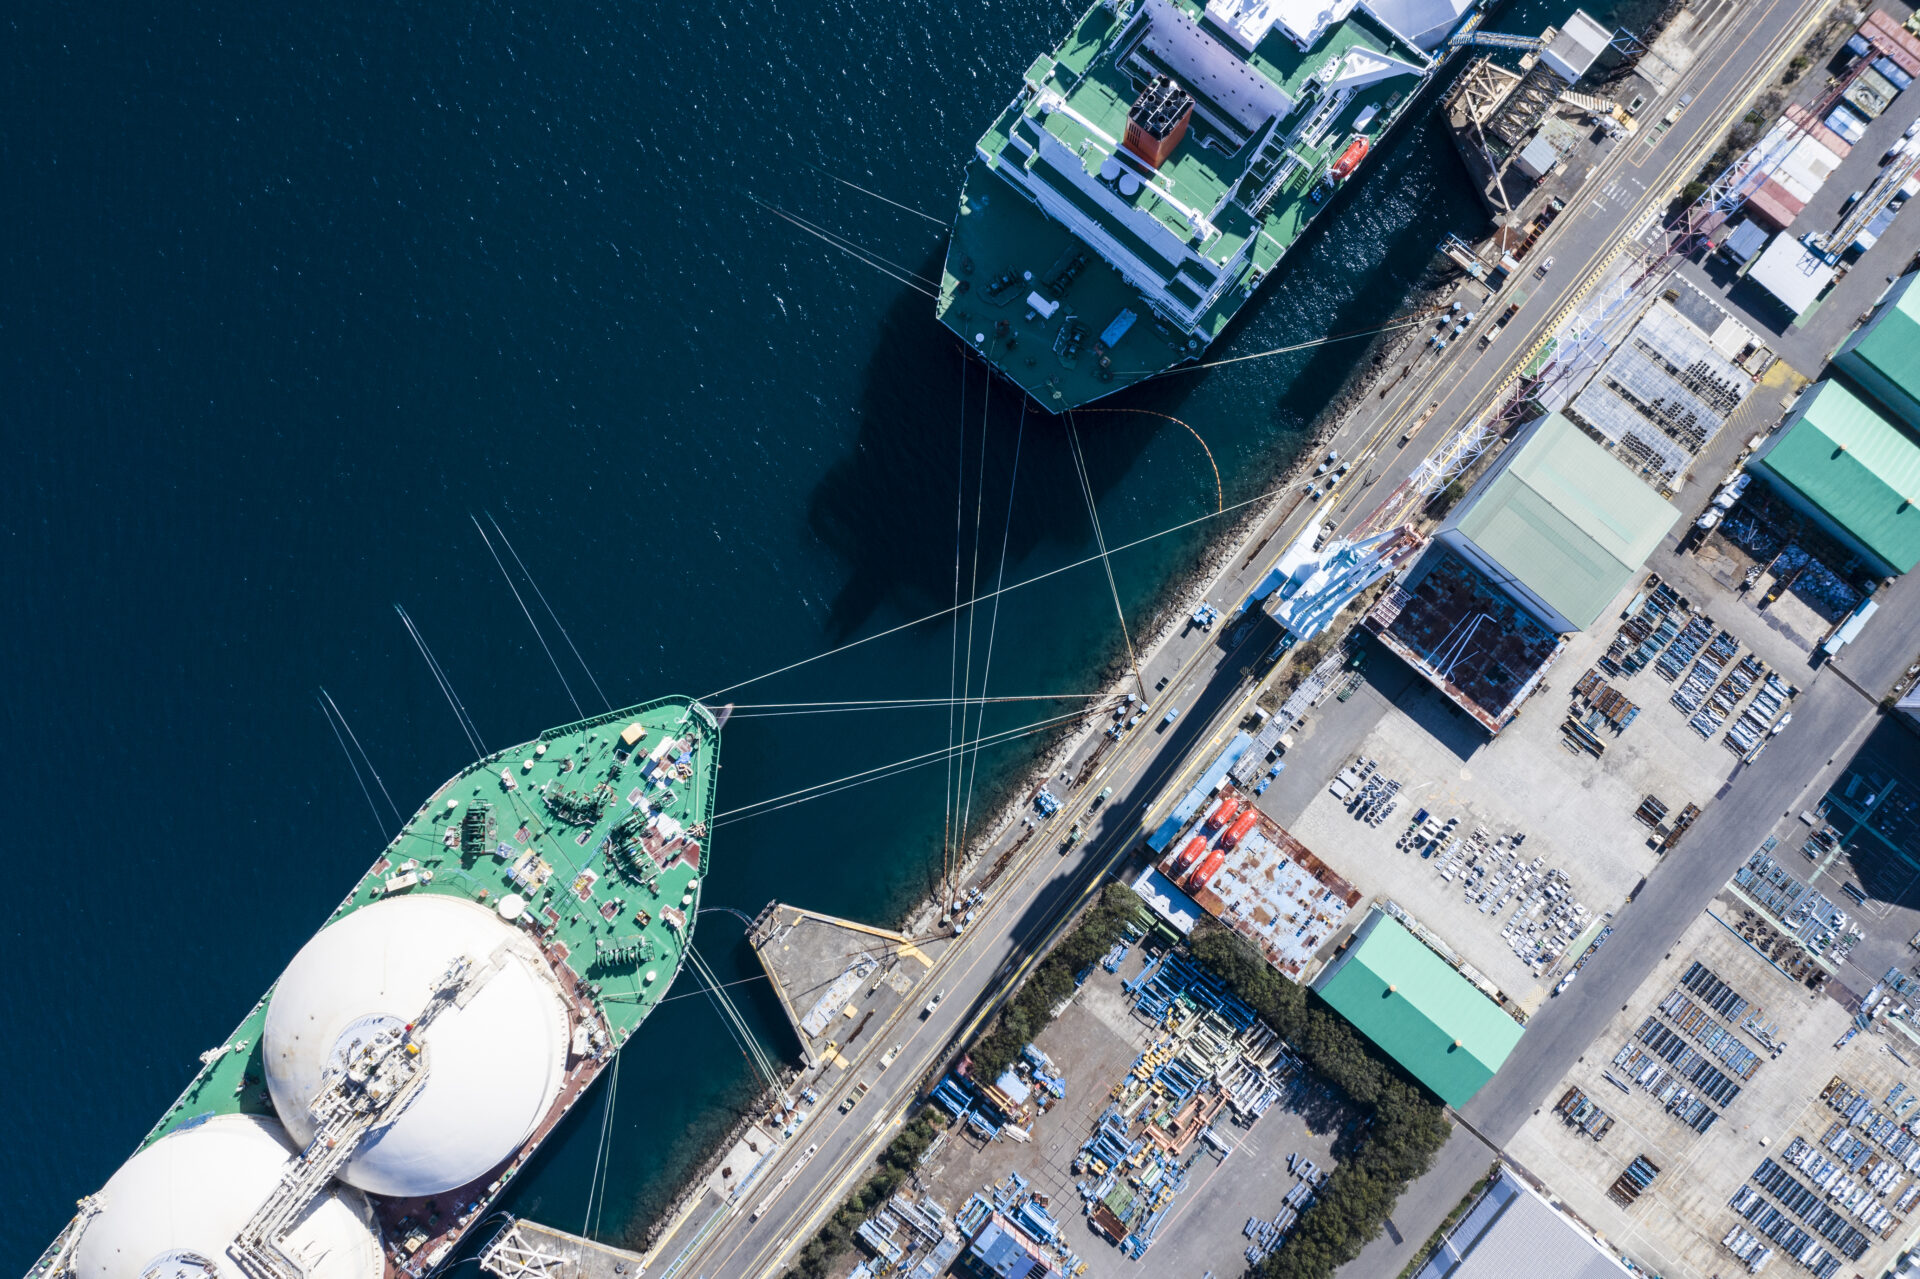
xmin=1730 ymin=722 xmax=1920 ymax=997
xmin=908 ymin=942 xmax=1356 ymax=1279
xmin=1493 ymin=718 xmax=1920 ymax=1279
xmin=1504 ymin=902 xmax=1920 ymax=1279
xmin=1267 ymin=456 xmax=1831 ymax=1012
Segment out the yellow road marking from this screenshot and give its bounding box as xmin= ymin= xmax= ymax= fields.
xmin=705 ymin=8 xmax=1835 ymax=1275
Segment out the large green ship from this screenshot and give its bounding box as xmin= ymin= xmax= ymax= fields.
xmin=31 ymin=697 xmax=719 ymax=1279
xmin=937 ymin=0 xmax=1440 ymax=409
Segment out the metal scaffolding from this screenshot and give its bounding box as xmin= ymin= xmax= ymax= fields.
xmin=1568 ymin=303 xmax=1753 ymax=488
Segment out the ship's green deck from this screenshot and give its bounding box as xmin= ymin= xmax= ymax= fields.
xmin=139 ymin=696 xmax=719 ymax=1151
xmin=937 ymin=0 xmax=1430 ymax=408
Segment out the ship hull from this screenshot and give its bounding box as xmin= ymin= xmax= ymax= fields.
xmin=934 ymin=0 xmax=1440 ymax=412
xmin=30 ymin=697 xmax=719 ymax=1279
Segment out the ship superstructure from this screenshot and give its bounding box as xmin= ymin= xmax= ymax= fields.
xmin=936 ymin=0 xmax=1439 ymax=408
xmin=30 ymin=697 xmax=719 ymax=1279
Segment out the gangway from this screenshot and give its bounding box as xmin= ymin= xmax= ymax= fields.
xmin=227 ymin=955 xmax=488 ymax=1279
xmin=1450 ymin=28 xmax=1546 ymax=52
xmin=1560 ymin=90 xmax=1620 ymax=115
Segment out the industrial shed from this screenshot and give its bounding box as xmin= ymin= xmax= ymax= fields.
xmin=1412 ymin=1166 xmax=1629 ymax=1278
xmin=1312 ymin=910 xmax=1523 ymax=1107
xmin=1749 ymin=380 xmax=1920 ymax=577
xmin=1437 ymin=413 xmax=1679 ymax=632
xmin=1835 ymin=270 xmax=1920 ymax=431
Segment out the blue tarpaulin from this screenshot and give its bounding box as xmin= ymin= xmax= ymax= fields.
xmin=1098 ymin=308 xmax=1138 ymax=348
xmin=1146 ymin=733 xmax=1252 ymax=851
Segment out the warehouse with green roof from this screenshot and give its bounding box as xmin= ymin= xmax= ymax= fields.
xmin=1436 ymin=413 xmax=1680 ymax=633
xmin=1748 ymin=380 xmax=1920 ymax=577
xmin=1835 ymin=271 xmax=1920 ymax=431
xmin=1312 ymin=910 xmax=1524 ymax=1108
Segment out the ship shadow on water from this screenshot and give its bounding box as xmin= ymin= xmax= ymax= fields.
xmin=805 ymin=244 xmax=1185 ymax=643
xmin=806 ymin=121 xmax=1482 ymax=646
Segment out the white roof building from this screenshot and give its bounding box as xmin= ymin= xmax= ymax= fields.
xmin=263 ymin=894 xmax=573 ymax=1197
xmin=1414 ymin=1166 xmax=1630 ymax=1279
xmin=72 ymin=1115 xmax=383 ymax=1279
xmin=1360 ymin=0 xmax=1475 ymax=50
xmin=1540 ymin=10 xmax=1610 ymax=84
xmin=1747 ymin=233 xmax=1835 ymax=316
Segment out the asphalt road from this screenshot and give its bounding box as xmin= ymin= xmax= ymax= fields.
xmin=658 ymin=2 xmax=1861 ymax=1272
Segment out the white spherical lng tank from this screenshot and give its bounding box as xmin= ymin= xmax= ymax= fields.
xmin=71 ymin=1114 xmax=382 ymax=1279
xmin=263 ymin=893 xmax=572 ymax=1198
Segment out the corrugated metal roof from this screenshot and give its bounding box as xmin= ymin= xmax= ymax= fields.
xmin=1745 ymin=179 xmax=1802 ymax=231
xmin=1516 ymin=135 xmax=1560 ymax=178
xmin=1312 ymin=912 xmax=1523 ymax=1107
xmin=1453 ymin=414 xmax=1678 ymax=631
xmin=1413 ymin=1170 xmax=1630 ymax=1278
xmin=1748 ymin=232 xmax=1833 ymax=313
xmin=1751 ymin=380 xmax=1920 ymax=574
xmin=967 ymin=1219 xmax=1056 ymax=1279
xmin=1786 ymin=102 xmax=1851 ymax=157
xmin=1864 ymin=10 xmax=1920 ymax=78
xmin=1724 ymin=219 xmax=1769 ymax=263
xmin=1841 ymin=272 xmax=1920 ymax=422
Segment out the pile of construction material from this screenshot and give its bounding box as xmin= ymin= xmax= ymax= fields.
xmin=852 ymin=1191 xmax=963 ymax=1277
xmin=954 ymin=1172 xmax=1087 ymax=1278
xmin=1601 ymin=576 xmax=1798 ymax=760
xmin=1073 ymin=951 xmax=1301 ymax=1257
xmin=1554 ymin=1085 xmax=1615 ymax=1141
xmin=1609 ymin=1154 xmax=1659 ymax=1207
xmin=1412 ymin=816 xmax=1590 ymax=974
xmin=1244 ymin=1155 xmax=1324 ymax=1264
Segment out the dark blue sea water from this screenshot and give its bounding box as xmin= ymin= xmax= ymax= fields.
xmin=2 ymin=0 xmax=1630 ymax=1257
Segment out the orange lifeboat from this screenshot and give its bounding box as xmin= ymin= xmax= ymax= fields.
xmin=1330 ymin=136 xmax=1370 ymax=182
xmin=1169 ymin=835 xmax=1208 ymax=879
xmin=1205 ymin=796 xmax=1243 ymax=832
xmin=1186 ymin=848 xmax=1227 ymax=893
xmin=1221 ymin=810 xmax=1261 ymax=850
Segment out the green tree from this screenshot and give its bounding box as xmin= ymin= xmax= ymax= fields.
xmin=1190 ymin=922 xmax=1452 ymax=1279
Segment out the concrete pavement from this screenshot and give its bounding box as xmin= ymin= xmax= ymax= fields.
xmin=656 ymin=0 xmax=1871 ymax=1272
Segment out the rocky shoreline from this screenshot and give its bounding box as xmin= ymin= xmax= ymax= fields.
xmin=632 ymin=273 xmax=1451 ymax=1255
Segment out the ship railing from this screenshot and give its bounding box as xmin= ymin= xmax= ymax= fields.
xmin=21 ymin=1199 xmax=98 ymax=1279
